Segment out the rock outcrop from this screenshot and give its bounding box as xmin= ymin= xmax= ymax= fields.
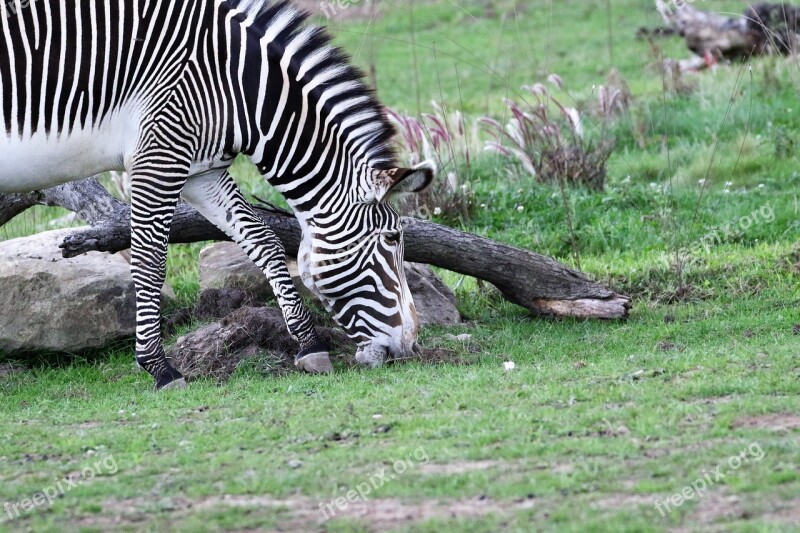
xmin=0 ymin=229 xmax=137 ymax=354
xmin=404 ymin=262 xmax=461 ymax=325
xmin=199 ymin=242 xmax=461 ymax=325
xmin=198 ymin=242 xmax=309 ymax=299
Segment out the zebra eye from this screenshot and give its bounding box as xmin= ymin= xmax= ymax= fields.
xmin=383 ymin=231 xmax=401 ymax=244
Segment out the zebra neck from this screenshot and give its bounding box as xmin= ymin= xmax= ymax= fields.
xmin=229 ymin=2 xmax=396 ymax=214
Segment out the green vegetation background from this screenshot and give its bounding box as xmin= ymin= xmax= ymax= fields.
xmin=1 ymin=1 xmax=799 ymax=531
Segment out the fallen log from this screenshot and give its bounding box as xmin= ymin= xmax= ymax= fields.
xmin=0 ymin=191 xmax=40 ymax=226
xmin=0 ymin=178 xmax=631 ymax=319
xmin=654 ymin=1 xmax=800 ymax=64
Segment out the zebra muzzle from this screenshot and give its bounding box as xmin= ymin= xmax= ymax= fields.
xmin=355 ymin=343 xmax=388 ymax=368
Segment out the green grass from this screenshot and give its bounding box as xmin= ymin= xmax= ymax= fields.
xmin=2 ymin=282 xmax=799 ymax=531
xmin=325 ymin=0 xmax=753 ymax=114
xmin=2 ymin=0 xmax=800 ymax=531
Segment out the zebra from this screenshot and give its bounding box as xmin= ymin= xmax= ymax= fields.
xmin=0 ymin=0 xmax=435 ymax=390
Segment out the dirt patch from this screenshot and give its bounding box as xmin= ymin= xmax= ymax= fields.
xmin=0 ymin=362 xmax=23 ymax=377
xmin=418 ymin=459 xmax=504 ymax=475
xmin=686 ymin=490 xmax=746 ymax=525
xmin=316 ymin=495 xmax=535 ymax=530
xmin=166 ymin=290 xmax=473 ymax=382
xmin=595 ymin=489 xmax=799 ymax=529
xmin=685 ymin=396 xmax=736 ymax=406
xmin=168 ymin=306 xmax=353 ymax=382
xmin=549 ymin=463 xmax=576 ymax=475
xmin=637 ymin=437 xmax=741 ymax=462
xmin=592 ymin=493 xmax=661 ymax=511
xmin=87 ymin=494 xmax=536 ymax=531
xmin=730 ymin=413 xmax=800 ymax=432
xmin=762 ymin=498 xmax=800 ymax=526
xmin=163 ymin=288 xmax=265 ymax=336
xmin=64 ymin=489 xmax=800 ymax=531
xmin=192 ymin=288 xmax=265 ymax=321
xmin=666 ymin=492 xmax=800 ymax=531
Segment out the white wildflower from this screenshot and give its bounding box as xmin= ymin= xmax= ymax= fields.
xmin=563 ymin=107 xmax=583 ymax=138
xmin=528 ymin=83 xmax=548 ymax=96
xmin=547 ymin=74 xmax=564 ymax=90
xmin=503 ymin=361 xmax=516 ymax=371
xmin=433 ymin=207 xmax=442 ymax=216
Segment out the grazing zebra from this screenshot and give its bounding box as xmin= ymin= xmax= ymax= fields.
xmin=0 ymin=0 xmax=434 ymax=390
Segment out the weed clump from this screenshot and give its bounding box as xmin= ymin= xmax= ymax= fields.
xmin=481 ymin=75 xmax=618 ymax=191
xmin=387 ymin=104 xmax=476 ymax=222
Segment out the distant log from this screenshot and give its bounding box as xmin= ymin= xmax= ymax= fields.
xmin=0 ymin=178 xmax=631 ymax=320
xmin=653 ymin=1 xmax=800 ymax=67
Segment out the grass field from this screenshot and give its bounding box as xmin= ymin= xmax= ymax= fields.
xmin=2 ymin=0 xmax=800 ymax=531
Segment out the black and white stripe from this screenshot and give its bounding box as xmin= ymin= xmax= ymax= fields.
xmin=0 ymin=0 xmax=434 ymax=389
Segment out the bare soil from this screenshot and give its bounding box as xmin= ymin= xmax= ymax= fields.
xmin=85 ymin=494 xmax=536 ymax=532
xmin=730 ymin=413 xmax=800 ymax=432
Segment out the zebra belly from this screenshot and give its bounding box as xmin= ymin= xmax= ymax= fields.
xmin=0 ymin=115 xmax=140 ymax=194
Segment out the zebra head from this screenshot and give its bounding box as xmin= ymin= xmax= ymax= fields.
xmin=297 ymin=161 xmax=435 ymax=366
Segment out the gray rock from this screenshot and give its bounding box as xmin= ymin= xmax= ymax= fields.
xmin=0 ymin=229 xmax=138 ymax=354
xmin=404 ymin=263 xmax=461 ymax=325
xmin=198 ymin=244 xmax=460 ymax=326
xmin=198 ymin=242 xmax=309 ymax=299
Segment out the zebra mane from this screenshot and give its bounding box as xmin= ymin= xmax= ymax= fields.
xmin=225 ymin=0 xmax=397 ymax=168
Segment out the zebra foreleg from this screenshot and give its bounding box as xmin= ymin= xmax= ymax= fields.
xmin=182 ymin=171 xmax=334 ymax=374
xmin=129 ymin=167 xmax=189 ymax=391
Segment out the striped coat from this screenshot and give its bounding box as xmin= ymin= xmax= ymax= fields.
xmin=0 ymin=0 xmax=434 ymax=389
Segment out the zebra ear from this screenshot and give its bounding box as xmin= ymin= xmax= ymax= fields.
xmin=374 ymin=161 xmax=436 ymax=202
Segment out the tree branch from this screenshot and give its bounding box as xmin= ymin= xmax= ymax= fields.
xmin=0 ymin=177 xmax=631 ymax=319
xmin=0 ymin=191 xmax=40 ymax=226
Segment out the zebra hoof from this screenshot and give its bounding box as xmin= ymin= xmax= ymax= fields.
xmin=158 ymin=378 xmax=188 ymax=391
xmin=295 ymin=352 xmax=334 ymax=374
xmin=155 ymin=366 xmax=187 ymax=391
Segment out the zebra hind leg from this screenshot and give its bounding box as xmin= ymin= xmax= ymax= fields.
xmin=182 ymin=171 xmax=334 ymax=374
xmin=129 ymin=168 xmax=189 ymax=390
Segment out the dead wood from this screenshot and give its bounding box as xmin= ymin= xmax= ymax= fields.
xmin=0 ymin=178 xmax=631 ymax=319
